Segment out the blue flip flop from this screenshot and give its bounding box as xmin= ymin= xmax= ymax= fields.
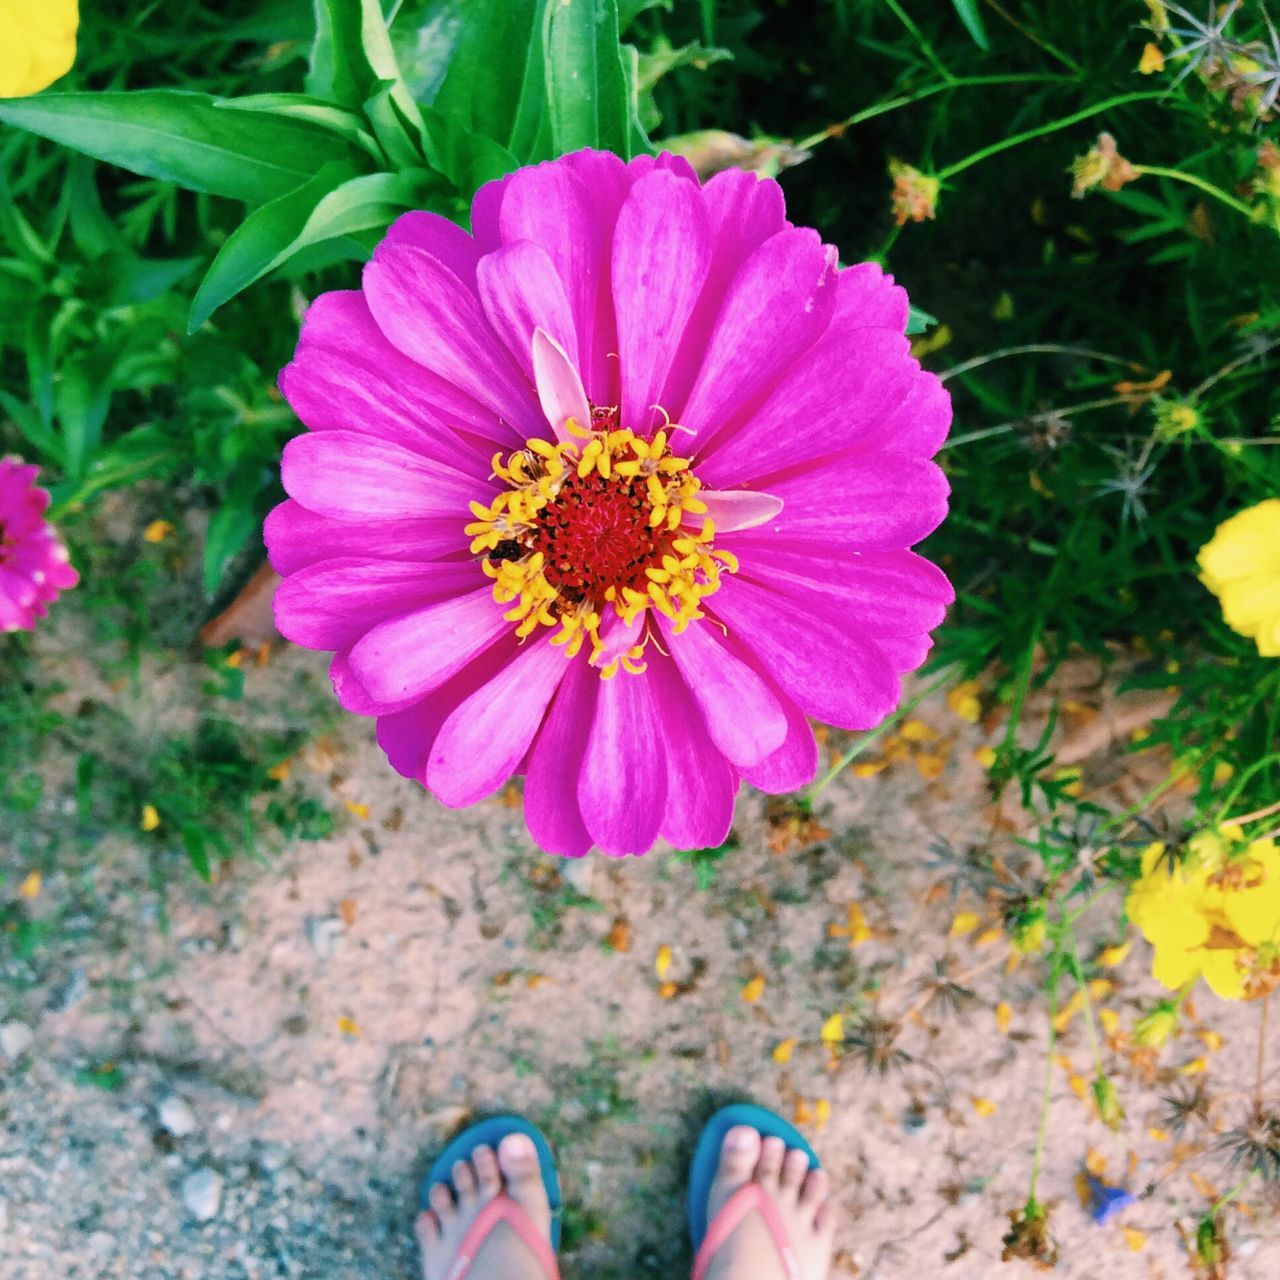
xmin=687 ymin=1102 xmax=821 ymax=1252
xmin=421 ymin=1113 xmax=563 ymax=1251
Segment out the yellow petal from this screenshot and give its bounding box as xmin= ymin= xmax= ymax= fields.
xmin=336 ymin=1015 xmax=361 ymax=1036
xmin=974 ymin=744 xmax=997 ymax=768
xmin=19 ymin=870 xmax=41 ymax=898
xmin=0 ymin=0 xmax=78 ymax=97
xmin=820 ymin=1013 xmax=844 ymax=1044
xmin=814 ymin=1098 xmax=831 ymax=1131
xmin=655 ymin=945 xmax=672 ymax=979
xmin=970 ymin=1095 xmax=997 ymax=1117
xmin=343 ymin=799 xmax=370 ymax=821
xmin=1138 ymin=42 xmax=1165 ymax=74
xmin=143 ymin=519 xmax=174 ymax=543
xmin=994 ymin=1001 xmax=1013 ymax=1034
xmin=742 ymin=974 xmax=765 ymax=1003
xmin=949 ymin=911 xmax=980 ymax=937
xmin=1123 ymin=1227 xmax=1147 ymax=1252
xmin=975 ymin=926 xmax=1003 ymax=947
xmin=140 ymin=804 xmax=161 ymax=832
xmin=1098 ymin=941 xmax=1131 ymax=966
xmin=772 ymin=1038 xmax=797 ymax=1064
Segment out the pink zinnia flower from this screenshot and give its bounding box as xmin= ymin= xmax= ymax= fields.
xmin=0 ymin=457 xmax=77 ymax=632
xmin=268 ymin=150 xmax=952 ymax=857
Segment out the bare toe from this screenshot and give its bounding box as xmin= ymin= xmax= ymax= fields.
xmin=498 ymin=1132 xmax=548 ymax=1216
xmin=717 ymin=1126 xmax=761 ymax=1187
xmin=452 ymin=1159 xmax=477 ymax=1203
xmin=472 ymin=1144 xmax=502 ymax=1197
xmin=781 ymin=1148 xmax=810 ymax=1192
xmin=756 ymin=1135 xmax=786 ymax=1186
xmin=427 ymin=1182 xmax=454 ymax=1219
xmin=799 ymin=1167 xmax=829 ymax=1207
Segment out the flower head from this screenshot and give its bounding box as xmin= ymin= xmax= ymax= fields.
xmin=1198 ymin=499 xmax=1280 ymax=656
xmin=268 ymin=151 xmax=953 ymax=856
xmin=1126 ymin=826 xmax=1280 ymax=1000
xmin=0 ymin=457 xmax=78 ymax=631
xmin=0 ymin=0 xmax=78 ymax=97
xmin=888 ymin=160 xmax=941 ymax=224
xmin=1070 ymin=133 xmax=1138 ymax=198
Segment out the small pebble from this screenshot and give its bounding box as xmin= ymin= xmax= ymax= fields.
xmin=157 ymin=1095 xmax=198 ymax=1138
xmin=0 ymin=1021 xmax=34 ymax=1060
xmin=181 ymin=1167 xmax=223 ymax=1221
xmin=304 ymin=915 xmax=344 ymax=958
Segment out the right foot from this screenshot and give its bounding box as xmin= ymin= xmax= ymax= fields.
xmin=701 ymin=1126 xmax=835 ymax=1280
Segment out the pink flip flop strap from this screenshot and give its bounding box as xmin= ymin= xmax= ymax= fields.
xmin=691 ymin=1183 xmax=803 ymax=1280
xmin=443 ymin=1194 xmax=560 ymax=1280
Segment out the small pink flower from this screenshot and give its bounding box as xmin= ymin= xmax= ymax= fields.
xmin=268 ymin=150 xmax=953 ymax=857
xmin=0 ymin=457 xmax=78 ymax=632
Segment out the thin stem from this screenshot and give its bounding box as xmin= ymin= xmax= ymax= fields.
xmin=1130 ymin=164 xmax=1259 ymax=222
xmin=805 ymin=667 xmax=955 ymax=803
xmin=982 ymin=0 xmax=1080 ymax=72
xmin=793 ymin=74 xmax=1072 ymax=150
xmin=1066 ymin=933 xmax=1105 ymax=1080
xmin=1257 ymin=992 xmax=1271 ymax=1117
xmin=1222 ymin=798 xmax=1280 ymax=827
xmin=940 ymin=344 xmax=1132 ymax=383
xmin=1027 ymin=942 xmax=1061 ymax=1206
xmin=940 ymin=395 xmax=1136 ymax=451
xmin=1208 ymin=1169 xmax=1259 ymax=1219
xmin=881 ymin=0 xmax=950 ymax=80
xmin=936 ymin=92 xmax=1168 ymax=180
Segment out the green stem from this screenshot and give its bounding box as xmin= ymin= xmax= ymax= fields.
xmin=1129 ymin=164 xmax=1259 ymax=222
xmin=1208 ymin=1169 xmax=1258 ymax=1218
xmin=1065 ymin=931 xmax=1105 ymax=1080
xmin=881 ymin=0 xmax=950 ymax=80
xmin=936 ymin=91 xmax=1167 ymax=181
xmin=1027 ymin=940 xmax=1062 ymax=1206
xmin=805 ymin=666 xmax=955 ymax=804
xmin=793 ymin=74 xmax=1073 ymax=151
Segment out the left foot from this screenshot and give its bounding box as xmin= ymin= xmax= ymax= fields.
xmin=416 ymin=1132 xmax=554 ymax=1280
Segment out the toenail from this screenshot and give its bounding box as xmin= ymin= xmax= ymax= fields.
xmin=727 ymin=1127 xmax=757 ymax=1150
xmin=504 ymin=1132 xmax=536 ymax=1158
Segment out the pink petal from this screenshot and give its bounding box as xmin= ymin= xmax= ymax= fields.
xmin=578 ymin=670 xmax=667 ymax=856
xmin=589 ymin=607 xmax=644 ymax=671
xmin=376 ymin=636 xmax=519 ymax=782
xmin=330 ymin=649 xmax=423 ymax=717
xmin=677 ymin=227 xmax=838 ymax=448
xmin=283 ymin=290 xmax=512 ymax=455
xmin=281 ymin=431 xmax=488 ymax=522
xmin=693 ymin=328 xmax=916 ymax=487
xmin=264 ymin=500 xmax=460 ymax=576
xmin=875 ymin=633 xmax=933 ymax=674
xmin=741 ymin=679 xmax=818 ymax=794
xmin=531 ymin=328 xmax=591 ymax=443
xmin=381 ymin=210 xmax=482 ymax=288
xmin=701 ymin=168 xmax=789 ymax=284
xmin=428 ymin=639 xmax=568 ymax=807
xmin=835 ymin=262 xmax=909 ymax=331
xmin=687 ymin=489 xmax=783 ymax=534
xmin=347 ymin=587 xmax=509 ymax=705
xmin=751 ymin=454 xmax=950 ymax=551
xmin=272 ymin=558 xmax=480 ymax=651
xmin=729 ymin=546 xmax=953 ymax=636
xmin=611 ymin=168 xmax=712 ymax=434
xmin=477 ymin=241 xmax=579 ymax=381
xmin=660 ymin=615 xmax=787 ymax=767
xmin=363 ymin=243 xmax=542 ymax=433
xmin=525 ymin=657 xmax=599 ymax=858
xmin=880 ymin=368 xmax=951 ymax=459
xmin=496 ymin=162 xmax=611 ymax=402
xmin=648 ymin=654 xmax=736 ymax=851
xmin=709 ymin=576 xmax=900 ymax=730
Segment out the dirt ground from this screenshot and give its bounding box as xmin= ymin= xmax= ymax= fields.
xmin=1 ymin=640 xmax=1277 ymax=1280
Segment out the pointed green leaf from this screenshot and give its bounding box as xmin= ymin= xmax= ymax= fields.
xmin=189 ymin=165 xmax=435 ymax=330
xmin=949 ymin=0 xmax=989 ymax=50
xmin=543 ymin=0 xmax=636 ymax=157
xmin=0 ymin=91 xmax=365 ymax=204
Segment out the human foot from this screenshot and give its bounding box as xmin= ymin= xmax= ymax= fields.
xmin=699 ymin=1126 xmax=835 ymax=1280
xmin=416 ymin=1132 xmax=557 ymax=1280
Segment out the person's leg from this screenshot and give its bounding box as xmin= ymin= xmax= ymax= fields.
xmin=416 ymin=1132 xmax=553 ymax=1280
xmin=698 ymin=1125 xmax=836 ymax=1280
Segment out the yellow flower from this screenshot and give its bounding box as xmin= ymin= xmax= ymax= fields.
xmin=1197 ymin=500 xmax=1280 ymax=656
xmin=1127 ymin=827 xmax=1280 ymax=1001
xmin=1138 ymin=42 xmax=1165 ymax=74
xmin=0 ymin=0 xmax=78 ymax=97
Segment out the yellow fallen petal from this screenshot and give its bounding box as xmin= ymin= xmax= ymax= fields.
xmin=1138 ymin=42 xmax=1164 ymax=74
xmin=143 ymin=519 xmax=174 ymax=543
xmin=970 ymin=1095 xmax=997 ymax=1117
xmin=1068 ymin=1073 xmax=1089 ymax=1100
xmin=846 ymin=902 xmax=872 ymax=946
xmin=1148 ymin=1127 xmax=1170 ymax=1143
xmin=658 ymin=980 xmax=678 ymax=999
xmin=813 ymin=1098 xmax=831 ymax=1131
xmin=794 ymin=1097 xmax=813 ymax=1124
xmin=267 ymin=760 xmax=291 ymax=782
xmin=1178 ymin=1056 xmax=1207 ymax=1075
xmin=949 ymin=911 xmax=980 ymax=937
xmin=1085 ymin=1148 xmax=1108 ymax=1177
xmin=974 ymin=744 xmax=997 ymax=768
xmin=773 ymin=1038 xmax=797 ymax=1064
xmin=337 ymin=1016 xmax=361 ymax=1036
xmin=995 ymin=1002 xmax=1012 ymax=1034
xmin=851 ymin=760 xmax=888 ymax=778
xmin=946 ymin=681 xmax=981 ymax=723
xmin=19 ymin=870 xmax=41 ymax=898
xmin=1088 ymin=978 xmax=1113 ymax=1000
xmin=1098 ymin=1008 xmax=1120 ymax=1035
xmin=343 ymin=799 xmax=370 ymax=821
xmin=975 ymin=926 xmax=1003 ymax=947
xmin=1198 ymin=1029 xmax=1224 ymax=1052
xmin=900 ymin=718 xmax=938 ymax=742
xmin=742 ymin=974 xmax=765 ymax=1003
xmin=655 ymin=945 xmax=672 ymax=979
xmin=914 ymin=752 xmax=947 ymax=781
xmin=1123 ymin=1227 xmax=1146 ymax=1252
xmin=820 ymin=1013 xmax=844 ymax=1044
xmin=1098 ymin=942 xmax=1131 ymax=966
xmin=140 ymin=804 xmax=161 ymax=832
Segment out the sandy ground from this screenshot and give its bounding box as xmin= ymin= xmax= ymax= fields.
xmin=1 ymin=640 xmax=1278 ymax=1280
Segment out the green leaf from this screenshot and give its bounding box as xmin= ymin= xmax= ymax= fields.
xmin=419 ymin=106 xmax=520 ymax=195
xmin=0 ymin=92 xmax=364 ymax=205
xmin=219 ymin=93 xmax=384 ymax=160
xmin=203 ymin=502 xmax=260 ymax=597
xmin=906 ymin=304 xmax=937 ymax=336
xmin=309 ymin=0 xmax=427 ymax=159
xmin=0 ymin=389 xmax=63 ymax=465
xmin=949 ymin=0 xmax=989 ymax=50
xmin=543 ymin=0 xmax=638 ymax=157
xmin=189 ymin=165 xmax=433 ymax=330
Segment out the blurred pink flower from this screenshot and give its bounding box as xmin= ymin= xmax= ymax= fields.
xmin=268 ymin=150 xmax=953 ymax=856
xmin=0 ymin=456 xmax=77 ymax=632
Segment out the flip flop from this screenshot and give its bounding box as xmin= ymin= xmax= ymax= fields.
xmin=687 ymin=1102 xmax=820 ymax=1280
xmin=420 ymin=1114 xmax=562 ymax=1280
